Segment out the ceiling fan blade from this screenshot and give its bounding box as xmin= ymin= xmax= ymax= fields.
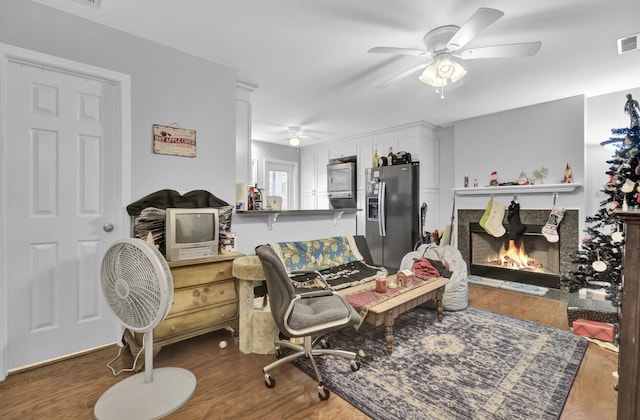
xmin=447 ymin=8 xmax=504 ymax=51
xmin=376 ymin=62 xmax=429 ymax=89
xmin=458 ymin=42 xmax=542 ymax=59
xmin=368 ymin=46 xmax=430 ymax=57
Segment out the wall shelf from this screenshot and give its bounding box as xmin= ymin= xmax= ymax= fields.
xmin=453 ymin=183 xmax=581 ymax=196
xmin=235 ymin=209 xmax=360 ymax=230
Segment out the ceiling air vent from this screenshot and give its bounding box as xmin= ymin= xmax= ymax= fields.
xmin=618 ymin=33 xmax=639 ymax=54
xmin=73 ymin=0 xmax=100 ymax=7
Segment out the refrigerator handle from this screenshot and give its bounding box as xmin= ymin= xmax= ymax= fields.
xmin=378 ymin=181 xmax=386 ymax=237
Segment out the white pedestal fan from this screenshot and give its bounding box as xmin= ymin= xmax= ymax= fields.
xmin=94 ymin=238 xmax=196 ymax=419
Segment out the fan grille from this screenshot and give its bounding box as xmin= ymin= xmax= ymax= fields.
xmin=101 ymin=239 xmax=173 ymax=332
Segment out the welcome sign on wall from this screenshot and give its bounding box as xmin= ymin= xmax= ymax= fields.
xmin=153 ymin=124 xmax=196 ymax=157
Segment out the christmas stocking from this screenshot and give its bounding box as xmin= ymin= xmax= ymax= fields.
xmin=542 ymin=207 xmax=566 ymax=243
xmin=507 ymin=198 xmax=526 ymax=241
xmin=480 ymin=200 xmax=506 ymax=237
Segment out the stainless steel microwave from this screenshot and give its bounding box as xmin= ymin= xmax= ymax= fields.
xmin=327 ymin=162 xmax=357 ymax=208
xmin=327 ymin=162 xmax=355 ymax=193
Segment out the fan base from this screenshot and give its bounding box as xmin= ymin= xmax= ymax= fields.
xmin=94 ymin=367 xmax=196 ymax=420
xmin=423 ymin=25 xmax=459 ymax=52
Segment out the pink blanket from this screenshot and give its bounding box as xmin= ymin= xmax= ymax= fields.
xmin=345 ymin=278 xmax=427 ymax=317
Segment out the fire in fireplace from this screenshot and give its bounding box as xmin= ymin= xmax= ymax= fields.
xmin=469 ymin=222 xmax=560 ymax=288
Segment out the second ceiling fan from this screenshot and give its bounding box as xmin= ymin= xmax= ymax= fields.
xmin=369 ymin=7 xmax=542 ymax=89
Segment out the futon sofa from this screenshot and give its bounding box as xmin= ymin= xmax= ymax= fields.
xmin=268 ymin=235 xmax=468 ymax=311
xmin=268 ymin=235 xmax=380 ymax=290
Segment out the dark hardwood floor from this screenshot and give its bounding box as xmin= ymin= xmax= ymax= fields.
xmin=0 ymin=284 xmax=618 ymax=419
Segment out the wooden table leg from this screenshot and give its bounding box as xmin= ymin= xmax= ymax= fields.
xmin=436 ymin=287 xmax=445 ymax=322
xmin=385 ymin=310 xmax=394 ymax=353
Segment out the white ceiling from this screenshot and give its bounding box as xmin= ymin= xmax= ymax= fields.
xmin=34 ymin=0 xmax=640 ymax=145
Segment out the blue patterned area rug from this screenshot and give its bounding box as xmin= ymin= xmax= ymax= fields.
xmin=293 ymin=306 xmax=588 ymax=420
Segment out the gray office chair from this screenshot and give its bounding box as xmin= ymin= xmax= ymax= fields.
xmin=255 ymin=244 xmax=361 ymax=400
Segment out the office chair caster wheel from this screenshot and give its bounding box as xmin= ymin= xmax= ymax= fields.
xmin=318 ymin=385 xmax=330 ymax=400
xmin=264 ymin=373 xmax=276 ymax=388
xmin=350 ymin=360 xmax=361 ymax=372
xmin=320 ymin=339 xmax=330 ymax=349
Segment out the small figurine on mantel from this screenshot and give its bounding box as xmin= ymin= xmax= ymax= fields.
xmin=516 ymin=171 xmax=529 ymax=185
xmin=562 ymin=163 xmax=574 ymax=184
xmin=532 ymin=167 xmax=549 ymax=185
xmin=489 ymin=171 xmax=499 ymax=186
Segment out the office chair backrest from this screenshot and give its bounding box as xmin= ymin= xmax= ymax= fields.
xmin=255 ymin=245 xmax=297 ymax=335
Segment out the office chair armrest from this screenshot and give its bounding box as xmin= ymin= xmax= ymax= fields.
xmin=290 ymin=269 xmax=331 ymax=289
xmin=297 ymin=289 xmax=334 ymax=299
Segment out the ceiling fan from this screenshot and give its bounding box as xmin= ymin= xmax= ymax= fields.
xmin=279 ymin=126 xmax=319 ymax=147
xmin=369 ymin=7 xmax=542 ymax=90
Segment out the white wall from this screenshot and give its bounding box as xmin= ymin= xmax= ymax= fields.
xmin=435 ymin=90 xmax=640 ymax=247
xmin=439 ymin=96 xmax=586 ymax=248
xmin=438 ymin=126 xmax=456 ymax=232
xmin=0 ymin=0 xmax=238 ymax=207
xmin=452 ymin=95 xmax=585 ymax=197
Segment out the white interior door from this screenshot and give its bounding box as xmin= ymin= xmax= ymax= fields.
xmin=264 ymin=159 xmax=298 ymax=210
xmin=1 ymin=46 xmax=130 ymax=373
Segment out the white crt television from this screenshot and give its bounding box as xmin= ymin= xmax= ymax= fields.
xmin=165 ymin=208 xmax=219 ymax=261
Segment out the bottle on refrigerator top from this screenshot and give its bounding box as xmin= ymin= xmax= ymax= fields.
xmin=373 ymin=149 xmax=379 ymax=167
xmin=387 ymin=147 xmax=393 ymax=165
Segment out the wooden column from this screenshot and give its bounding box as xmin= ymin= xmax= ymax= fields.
xmin=616 ymin=211 xmax=640 ymax=420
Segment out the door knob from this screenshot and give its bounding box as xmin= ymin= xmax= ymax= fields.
xmin=103 ymin=223 xmax=114 ymax=232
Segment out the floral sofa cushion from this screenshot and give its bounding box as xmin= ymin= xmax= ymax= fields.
xmin=270 ymin=236 xmax=364 ymax=272
xmin=269 ymin=236 xmax=380 ymax=290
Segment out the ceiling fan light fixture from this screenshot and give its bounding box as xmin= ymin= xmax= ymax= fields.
xmin=449 ymin=61 xmax=467 ymax=83
xmin=418 ymin=56 xmax=466 ymax=88
xmin=418 ymin=65 xmax=447 ymax=87
xmin=289 ymin=136 xmax=300 ymax=147
xmin=436 ymin=55 xmax=455 ymax=78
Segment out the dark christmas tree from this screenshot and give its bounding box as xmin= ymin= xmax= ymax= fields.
xmin=560 ymin=93 xmax=640 ymax=307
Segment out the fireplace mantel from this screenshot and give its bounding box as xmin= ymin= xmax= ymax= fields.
xmin=453 ymin=183 xmax=581 ymax=196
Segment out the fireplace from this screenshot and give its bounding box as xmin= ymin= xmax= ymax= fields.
xmin=458 ymin=209 xmax=579 ymax=289
xmin=469 ymin=222 xmax=560 ymax=288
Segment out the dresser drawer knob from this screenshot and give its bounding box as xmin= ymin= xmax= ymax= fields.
xmin=220 ymin=313 xmax=227 ymax=319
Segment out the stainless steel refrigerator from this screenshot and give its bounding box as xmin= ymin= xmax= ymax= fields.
xmin=365 ymin=162 xmax=420 ymax=269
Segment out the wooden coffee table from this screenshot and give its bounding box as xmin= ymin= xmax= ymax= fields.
xmin=343 ymin=276 xmax=448 ymax=353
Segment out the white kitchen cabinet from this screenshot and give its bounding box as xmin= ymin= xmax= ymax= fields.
xmin=300 ymin=148 xmax=329 ymax=209
xmin=328 ymin=142 xmax=357 ymax=160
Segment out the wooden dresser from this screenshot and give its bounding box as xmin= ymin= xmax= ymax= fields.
xmin=124 ymin=251 xmax=244 ymax=366
xmin=615 ymin=211 xmax=640 ymax=420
